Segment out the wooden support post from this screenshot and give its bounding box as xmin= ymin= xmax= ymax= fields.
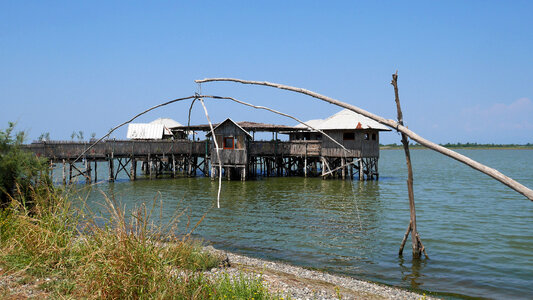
xmin=62 ymin=159 xmax=66 ymax=185
xmin=341 ymin=157 xmax=346 ymax=179
xmin=84 ymin=158 xmax=90 ymax=184
xmin=69 ymin=162 xmax=73 ymax=184
xmin=304 ymin=156 xmax=308 ymax=177
xmin=392 ymin=72 xmax=427 ymax=259
xmin=375 ymin=158 xmax=379 ymax=180
xmin=130 ymin=157 xmax=136 ymax=181
xmin=211 ymin=165 xmax=216 ymax=180
xmin=226 ymin=167 xmax=231 ymax=180
xmin=241 ymin=166 xmax=246 ymax=181
xmin=172 ymin=154 xmax=176 ymax=178
xmin=94 ymin=160 xmax=98 ymax=182
xmin=359 ymin=159 xmax=363 ymax=181
xmin=108 ymin=156 xmax=114 ymax=182
xmin=148 ymin=155 xmax=153 ymax=180
xmin=321 ymin=157 xmax=326 ymax=179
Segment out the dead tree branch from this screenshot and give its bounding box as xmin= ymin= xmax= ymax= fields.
xmin=198 ymin=97 xmax=223 ymax=208
xmin=392 ymin=72 xmax=427 ymax=259
xmin=74 ymin=95 xmax=197 ymax=164
xmin=199 ymin=95 xmax=348 ymax=152
xmin=195 ymin=78 xmax=533 ymax=201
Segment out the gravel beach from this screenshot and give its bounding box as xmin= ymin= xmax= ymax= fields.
xmin=204 ymin=246 xmax=437 ymax=300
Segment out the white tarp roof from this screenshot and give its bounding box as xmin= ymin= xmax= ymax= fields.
xmin=127 ymin=123 xmax=170 ymax=139
xmin=296 ymin=109 xmax=391 ymax=131
xmin=150 ymin=118 xmax=183 ymax=129
xmin=295 ymin=119 xmax=325 ymax=130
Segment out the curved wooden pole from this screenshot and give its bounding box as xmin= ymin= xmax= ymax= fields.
xmin=195 ymin=78 xmax=533 ymax=201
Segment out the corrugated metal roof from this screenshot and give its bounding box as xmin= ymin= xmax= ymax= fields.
xmin=127 ymin=124 xmax=165 ymax=139
xmin=296 ymin=109 xmax=391 ymax=131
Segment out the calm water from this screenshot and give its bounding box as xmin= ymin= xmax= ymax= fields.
xmin=70 ymin=150 xmax=533 ymax=299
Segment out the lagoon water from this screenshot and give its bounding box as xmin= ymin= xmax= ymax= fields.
xmin=76 ymin=149 xmax=533 ymax=299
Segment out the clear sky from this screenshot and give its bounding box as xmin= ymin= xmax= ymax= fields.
xmin=1 ymin=1 xmax=532 ymax=144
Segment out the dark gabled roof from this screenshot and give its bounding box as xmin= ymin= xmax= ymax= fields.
xmin=205 ymin=118 xmax=253 ymax=138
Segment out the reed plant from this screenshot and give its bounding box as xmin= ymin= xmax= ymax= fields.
xmin=0 ymin=184 xmax=281 ymax=299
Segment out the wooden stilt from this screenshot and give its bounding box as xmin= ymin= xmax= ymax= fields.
xmin=85 ymin=158 xmax=90 ymax=184
xmin=69 ymin=162 xmax=73 ymax=184
xmin=62 ymin=159 xmax=66 ymax=185
xmin=341 ymin=157 xmax=346 ymax=180
xmin=108 ymin=156 xmax=114 ymax=182
xmin=359 ymin=159 xmax=363 ymax=181
xmin=304 ymin=156 xmax=308 ymax=177
xmin=130 ymin=157 xmax=136 ymax=181
xmin=211 ymin=165 xmax=216 ymax=180
xmin=94 ymin=160 xmax=98 ymax=182
xmin=172 ymin=154 xmax=176 ymax=178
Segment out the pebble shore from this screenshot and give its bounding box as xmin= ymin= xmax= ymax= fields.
xmin=204 ymin=246 xmax=437 ymax=300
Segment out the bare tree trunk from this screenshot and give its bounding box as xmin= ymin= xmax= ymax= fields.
xmin=392 ymin=72 xmax=427 ymax=259
xmin=195 ymin=78 xmax=533 ymax=201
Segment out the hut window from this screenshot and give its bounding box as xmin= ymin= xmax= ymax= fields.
xmin=343 ymin=132 xmax=355 ymax=140
xmin=372 ymin=133 xmax=377 ymax=141
xmin=364 ymin=133 xmax=369 ymax=140
xmin=223 ymin=137 xmax=234 ymax=149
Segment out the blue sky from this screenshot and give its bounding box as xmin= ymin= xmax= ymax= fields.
xmin=1 ymin=1 xmax=532 ymax=144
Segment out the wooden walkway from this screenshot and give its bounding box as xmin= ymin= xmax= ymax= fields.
xmin=26 ymin=139 xmax=379 ymax=183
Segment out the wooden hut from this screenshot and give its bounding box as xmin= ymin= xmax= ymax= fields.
xmin=288 ymin=109 xmax=391 ymax=179
xmin=206 ymin=118 xmax=253 ymax=180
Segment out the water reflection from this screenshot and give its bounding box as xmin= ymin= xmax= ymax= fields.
xmin=398 ymin=256 xmax=428 ymax=290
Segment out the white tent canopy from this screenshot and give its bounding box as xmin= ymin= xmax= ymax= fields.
xmin=149 ymin=118 xmax=183 ymax=129
xmin=296 ymin=109 xmax=391 ymax=131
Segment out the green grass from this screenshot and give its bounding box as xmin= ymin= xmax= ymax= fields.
xmin=0 ymin=185 xmax=286 ymax=299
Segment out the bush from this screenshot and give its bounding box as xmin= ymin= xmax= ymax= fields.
xmin=0 ymin=122 xmax=51 ymax=207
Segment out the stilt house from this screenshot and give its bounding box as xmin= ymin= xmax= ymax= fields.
xmin=289 ymin=109 xmax=390 ymax=157
xmin=207 ymin=118 xmax=253 ymax=179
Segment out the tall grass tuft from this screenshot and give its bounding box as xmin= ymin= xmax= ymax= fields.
xmin=1 ymin=184 xmax=283 ymax=299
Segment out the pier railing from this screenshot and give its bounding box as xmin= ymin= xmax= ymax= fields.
xmin=25 ymin=140 xmax=208 ymax=160
xmin=26 ymin=139 xmax=374 ymax=161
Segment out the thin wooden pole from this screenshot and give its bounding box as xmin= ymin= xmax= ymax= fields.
xmin=62 ymin=159 xmax=66 ymax=185
xmin=195 ymin=78 xmax=533 ymax=201
xmin=392 ymin=72 xmax=427 ymax=259
xmin=69 ymin=162 xmax=72 ymax=184
xmin=359 ymin=159 xmax=363 ymax=181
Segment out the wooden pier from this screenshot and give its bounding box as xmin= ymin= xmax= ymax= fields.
xmin=27 ymin=110 xmax=390 ymax=183
xmin=27 ymin=138 xmax=379 ymax=183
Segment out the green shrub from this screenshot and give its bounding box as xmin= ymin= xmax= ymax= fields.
xmin=0 ymin=122 xmax=51 ymax=208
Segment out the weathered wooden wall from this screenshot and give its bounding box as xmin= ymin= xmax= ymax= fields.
xmin=210 ymin=149 xmax=247 ymax=166
xmin=320 ymin=130 xmax=379 ymax=157
xmin=248 ymin=141 xmax=321 ymax=156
